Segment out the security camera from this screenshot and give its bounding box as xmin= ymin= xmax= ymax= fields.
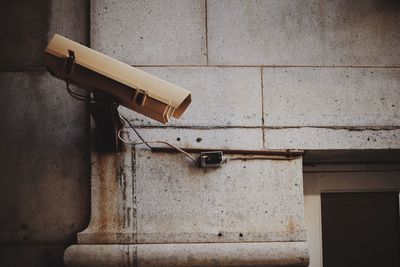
xmin=44 ymin=34 xmax=192 ymax=124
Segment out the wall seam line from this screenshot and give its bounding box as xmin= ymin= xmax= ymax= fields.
xmin=205 ymin=0 xmax=209 ymax=65
xmin=132 ymin=146 xmax=137 ymax=245
xmin=261 ymin=67 xmax=266 ymax=148
xmin=128 ymin=65 xmax=400 ymax=68
xmin=87 ymin=0 xmax=91 ymax=47
xmin=123 ymin=126 xmax=400 ymax=130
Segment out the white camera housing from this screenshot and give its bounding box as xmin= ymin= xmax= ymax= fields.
xmin=44 ymin=34 xmax=192 ymax=124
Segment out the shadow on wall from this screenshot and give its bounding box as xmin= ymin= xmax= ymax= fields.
xmin=326 ymin=0 xmax=400 ymax=27
xmin=0 ymin=0 xmax=50 ymax=70
xmin=0 ymin=72 xmax=91 ymax=266
xmin=0 ymin=0 xmax=91 ymax=266
xmin=308 ymin=0 xmax=400 ymax=44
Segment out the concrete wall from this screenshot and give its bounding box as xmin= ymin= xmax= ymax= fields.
xmin=0 ymin=1 xmax=90 ymax=267
xmin=66 ymin=0 xmax=399 ymax=266
xmin=94 ymin=0 xmax=400 ymax=150
xmin=1 ymin=0 xmax=400 ymax=266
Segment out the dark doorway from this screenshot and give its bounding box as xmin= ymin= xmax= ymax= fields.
xmin=321 ymin=192 xmax=400 ymax=267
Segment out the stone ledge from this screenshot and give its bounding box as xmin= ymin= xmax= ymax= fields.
xmin=78 ymin=230 xmax=307 ymax=244
xmin=64 ymin=242 xmax=309 ymax=267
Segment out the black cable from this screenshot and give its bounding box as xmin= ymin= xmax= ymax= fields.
xmin=65 ymin=81 xmax=152 ymax=150
xmin=66 ymin=81 xmax=94 ymax=102
xmin=119 ymin=114 xmax=153 ymax=150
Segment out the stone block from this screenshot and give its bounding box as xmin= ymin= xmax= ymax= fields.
xmin=64 ymin=243 xmax=309 ymax=267
xmin=208 ymin=0 xmax=400 ymax=66
xmin=0 ymin=72 xmax=90 ymax=243
xmin=121 ymin=127 xmax=264 ymax=150
xmin=0 ymin=0 xmax=50 ymax=69
xmin=49 ymin=0 xmax=89 ymax=44
xmin=91 ymin=0 xmax=206 ymax=65
xmin=135 ymin=150 xmax=305 ymax=243
xmin=78 ymin=147 xmax=306 ymax=244
xmin=263 ymin=68 xmax=400 ymax=127
xmin=119 ymin=67 xmax=263 ymax=126
xmin=264 ymin=127 xmax=400 ymax=149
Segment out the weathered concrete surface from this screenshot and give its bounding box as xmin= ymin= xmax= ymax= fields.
xmin=122 ymin=127 xmax=264 ymax=150
xmin=65 ymin=245 xmax=135 ymax=267
xmin=0 ymin=1 xmax=90 ymax=266
xmin=65 ymin=243 xmax=309 ymax=267
xmin=120 ymin=67 xmax=262 ymax=127
xmin=208 ymin=0 xmax=400 ymax=66
xmin=0 ymin=0 xmax=50 ymax=70
xmin=0 ymin=72 xmax=89 ymax=244
xmin=79 ymin=147 xmax=306 ymax=244
xmin=135 ymin=150 xmax=305 ymax=243
xmin=49 ymin=0 xmax=89 ymax=43
xmin=0 ymin=246 xmax=66 ymax=267
xmin=264 ymin=127 xmax=400 ymax=150
xmin=263 ymin=68 xmax=400 ymax=127
xmin=78 ymin=146 xmax=135 ymax=244
xmin=91 ymin=0 xmax=206 ymax=65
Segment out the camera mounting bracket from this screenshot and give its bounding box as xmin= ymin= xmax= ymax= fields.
xmin=90 ymin=91 xmax=123 ymax=153
xmin=60 ymin=50 xmax=122 ymax=153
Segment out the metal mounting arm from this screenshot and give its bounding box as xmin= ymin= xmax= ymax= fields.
xmin=90 ymin=92 xmax=123 ymax=153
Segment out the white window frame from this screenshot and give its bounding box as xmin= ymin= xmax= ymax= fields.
xmin=303 ymin=164 xmax=400 ymax=267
